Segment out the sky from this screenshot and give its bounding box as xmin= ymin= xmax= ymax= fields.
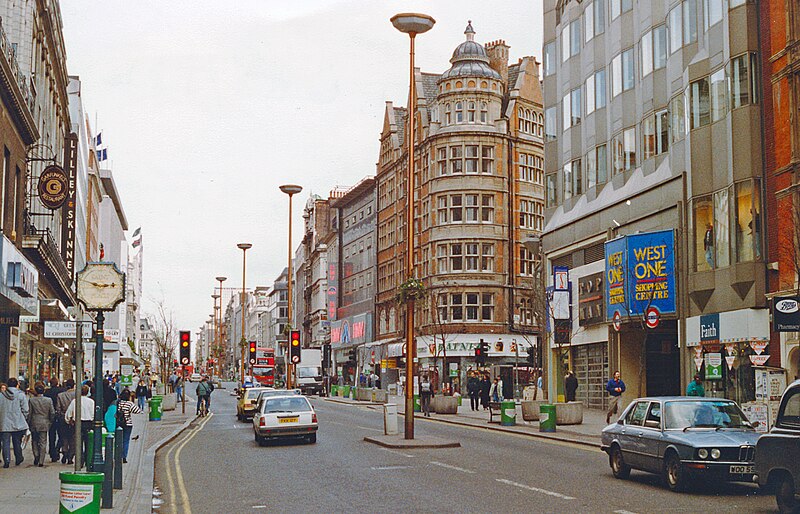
xmin=59 ymin=0 xmax=544 ymax=333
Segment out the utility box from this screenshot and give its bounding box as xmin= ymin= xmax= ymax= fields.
xmin=383 ymin=403 xmax=398 ymax=435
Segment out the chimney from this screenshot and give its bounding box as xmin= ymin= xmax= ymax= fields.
xmin=485 ymin=39 xmax=510 ymax=89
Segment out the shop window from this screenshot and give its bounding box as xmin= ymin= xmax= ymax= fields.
xmin=693 ymin=196 xmax=714 ymax=271
xmin=734 ymin=180 xmax=761 ymax=262
xmin=714 ymin=188 xmax=731 ymax=268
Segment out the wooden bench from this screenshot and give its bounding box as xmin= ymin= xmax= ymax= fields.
xmin=488 ymin=401 xmax=502 ymax=423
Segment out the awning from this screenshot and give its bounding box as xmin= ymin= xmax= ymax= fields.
xmin=387 ymin=342 xmax=405 ymax=358
xmin=686 ymin=309 xmax=770 ymax=347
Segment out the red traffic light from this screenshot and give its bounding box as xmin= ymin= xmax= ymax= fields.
xmin=249 ymin=341 xmax=257 ymax=353
xmin=179 ymin=330 xmax=190 ymax=347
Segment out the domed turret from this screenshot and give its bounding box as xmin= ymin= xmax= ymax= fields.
xmin=440 ymin=21 xmax=501 ymax=80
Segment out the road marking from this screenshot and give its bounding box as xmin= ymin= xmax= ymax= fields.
xmin=430 ymin=461 xmax=475 ymax=474
xmin=379 ymin=447 xmax=415 ymax=458
xmin=614 ymin=511 xmax=639 ymax=514
xmin=252 ymin=506 xmax=267 ymax=509
xmin=495 ymin=478 xmax=576 ymax=500
xmin=371 ymin=465 xmax=412 ymax=470
xmin=355 ymin=425 xmax=382 ymax=432
xmin=170 ymin=412 xmax=215 ymax=512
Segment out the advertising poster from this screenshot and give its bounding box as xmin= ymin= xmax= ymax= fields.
xmin=705 ymin=353 xmax=722 ymax=380
xmin=604 ymin=237 xmax=627 ymax=322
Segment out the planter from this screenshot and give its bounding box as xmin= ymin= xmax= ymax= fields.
xmin=431 ymin=396 xmax=458 ymax=414
xmin=555 ymin=401 xmax=583 ymax=425
xmin=521 ymin=400 xmax=545 ymax=421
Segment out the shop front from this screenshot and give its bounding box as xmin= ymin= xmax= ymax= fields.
xmin=330 ymin=313 xmax=373 ymax=386
xmin=0 ymin=236 xmax=39 ymax=382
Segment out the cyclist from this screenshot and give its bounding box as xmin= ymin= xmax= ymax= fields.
xmin=195 ymin=377 xmax=211 ymax=416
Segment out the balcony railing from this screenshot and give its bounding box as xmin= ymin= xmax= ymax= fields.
xmin=0 ymin=17 xmax=34 ymax=113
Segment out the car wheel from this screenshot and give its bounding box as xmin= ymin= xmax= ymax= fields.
xmin=307 ymin=433 xmax=317 ymax=444
xmin=664 ymin=453 xmax=687 ymax=492
xmin=609 ymin=445 xmax=630 ymax=479
xmin=775 ymin=475 xmax=799 ymax=514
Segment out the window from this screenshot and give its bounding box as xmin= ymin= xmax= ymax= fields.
xmin=437 ymin=147 xmax=447 ymax=176
xmin=670 ymin=94 xmax=686 ymax=141
xmin=563 ymin=159 xmax=582 ymax=199
xmin=595 ymin=69 xmax=606 ymax=109
xmin=482 ymin=146 xmax=494 ymax=174
xmin=450 ymin=195 xmax=463 ymax=222
xmin=450 ymin=146 xmax=463 ymax=174
xmin=612 ymin=54 xmax=622 ymax=97
xmin=465 ymin=243 xmax=480 ymax=271
xmin=586 ymin=144 xmax=608 ymax=188
xmin=571 ymin=88 xmax=582 ymax=126
xmin=653 ymin=25 xmax=667 ymax=70
xmin=546 ymin=173 xmax=558 ymax=207
xmin=683 ymin=0 xmax=698 ymax=45
xmin=436 ymin=245 xmax=447 ymax=273
xmin=690 ymin=77 xmax=710 ymax=129
xmin=693 ymin=196 xmax=714 ymax=271
xmin=544 ymin=41 xmax=557 ymax=76
xmin=669 ymin=6 xmax=682 ymax=53
xmin=467 ymin=102 xmax=476 ymax=122
xmin=612 ymin=127 xmax=636 ymax=175
xmin=450 ymin=243 xmax=463 ymax=271
xmin=643 ymin=110 xmax=669 ymax=159
xmin=520 ymin=199 xmax=535 ymax=228
xmin=714 ymin=188 xmax=730 ymax=268
xmin=622 ymin=48 xmax=634 ymax=91
xmin=481 ymin=244 xmax=495 ymax=271
xmin=641 ymin=30 xmax=653 ymax=77
xmin=439 ymin=292 xmax=493 ymax=321
xmin=734 ymin=180 xmax=761 ymax=262
xmin=481 ymin=194 xmax=494 ymax=222
xmin=710 ymin=68 xmax=727 ymax=122
xmin=594 ymin=0 xmax=606 ymax=35
xmin=586 ymin=74 xmax=595 ymax=115
xmin=563 ymin=92 xmax=571 ymax=128
xmin=705 ymin=0 xmax=724 ymax=28
xmin=456 ymin=102 xmax=464 ymax=123
xmin=611 ymin=0 xmax=632 ymax=20
xmin=437 ymin=196 xmax=448 ymax=223
xmin=465 ymin=145 xmax=479 ymax=173
xmin=520 ymin=246 xmax=536 ymax=276
xmin=570 ymin=19 xmax=581 ymax=57
xmin=480 ymin=102 xmax=488 ymax=123
xmin=445 ymin=103 xmax=452 ymax=124
xmin=465 ymin=194 xmax=479 ymax=222
xmin=545 ymin=107 xmax=558 ymax=141
xmin=585 ymin=1 xmax=595 ymax=42
xmin=729 ymin=54 xmax=754 ymax=109
xmin=562 ymin=24 xmax=571 ymax=62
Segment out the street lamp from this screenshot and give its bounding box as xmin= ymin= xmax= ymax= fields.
xmin=237 ymin=244 xmax=252 ymax=387
xmin=523 ymin=235 xmax=546 ymax=400
xmin=211 ymin=294 xmax=220 ymax=378
xmin=280 ymin=184 xmax=302 ymax=389
xmin=391 ymin=12 xmax=435 ymax=440
xmin=216 ymin=276 xmax=227 ymax=378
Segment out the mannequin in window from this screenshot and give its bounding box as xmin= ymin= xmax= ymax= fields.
xmin=749 ymin=208 xmax=761 ymax=259
xmin=703 ymin=223 xmax=714 ymax=269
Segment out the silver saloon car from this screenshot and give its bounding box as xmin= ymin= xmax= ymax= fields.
xmin=601 ymin=397 xmax=760 ymax=491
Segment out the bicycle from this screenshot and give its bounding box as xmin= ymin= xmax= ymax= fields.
xmin=197 ymin=396 xmax=209 ymax=417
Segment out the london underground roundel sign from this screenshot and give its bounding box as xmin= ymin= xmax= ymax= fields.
xmin=645 ymin=307 xmax=660 ymax=329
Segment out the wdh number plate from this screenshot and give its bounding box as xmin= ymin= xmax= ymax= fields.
xmin=729 ymin=465 xmax=754 ymax=474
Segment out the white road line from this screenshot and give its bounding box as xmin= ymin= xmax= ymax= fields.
xmin=430 ymin=461 xmax=476 ymax=474
xmin=379 ymin=447 xmax=415 ymax=458
xmin=614 ymin=510 xmax=639 ymax=514
xmin=355 ymin=425 xmax=382 ymax=432
xmin=495 ymin=478 xmax=576 ymax=500
xmin=371 ymin=465 xmax=412 ymax=470
xmin=252 ymin=506 xmax=267 ymax=509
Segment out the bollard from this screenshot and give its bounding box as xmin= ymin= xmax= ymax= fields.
xmin=86 ymin=430 xmax=94 ymax=472
xmin=102 ymin=435 xmax=114 ymax=509
xmin=113 ymin=428 xmax=123 ymax=490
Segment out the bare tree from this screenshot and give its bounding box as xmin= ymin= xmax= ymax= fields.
xmin=149 ymin=298 xmax=177 ymax=387
xmin=778 ymin=197 xmax=800 ymax=293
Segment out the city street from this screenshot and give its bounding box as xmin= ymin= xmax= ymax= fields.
xmin=154 ymin=386 xmax=773 ymax=513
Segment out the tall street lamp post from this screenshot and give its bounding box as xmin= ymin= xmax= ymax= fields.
xmin=237 ymin=244 xmax=252 ymax=387
xmin=211 ymin=294 xmax=220 ymax=377
xmin=280 ymin=184 xmax=302 ymax=389
xmin=216 ymin=276 xmax=227 ymax=377
xmin=391 ymin=12 xmax=435 ymax=440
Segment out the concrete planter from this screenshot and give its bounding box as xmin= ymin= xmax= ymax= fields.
xmin=356 ymin=387 xmax=372 ymax=401
xmin=431 ymin=396 xmax=458 ymax=414
xmin=161 ymin=394 xmax=177 ymax=412
xmin=373 ymin=390 xmax=388 ymax=403
xmin=521 ymin=400 xmax=545 ymax=421
xmin=555 ymin=401 xmax=584 ymax=425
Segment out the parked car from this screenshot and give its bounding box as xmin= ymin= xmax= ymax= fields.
xmin=755 ymin=379 xmax=800 ymax=513
xmin=252 ymin=394 xmax=317 ymax=445
xmin=601 ymin=396 xmax=760 ymax=491
xmin=237 ymin=387 xmax=271 ymax=421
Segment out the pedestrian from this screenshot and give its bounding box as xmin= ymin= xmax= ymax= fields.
xmin=43 ymin=377 xmax=63 ymax=463
xmin=479 ymin=373 xmax=491 ymax=410
xmin=195 ymin=377 xmax=211 ymax=415
xmin=206 ymin=376 xmax=215 ymax=411
xmin=490 ymin=376 xmax=504 ymax=402
xmin=135 ymin=380 xmax=151 ymax=411
xmin=686 ymin=374 xmax=705 ymax=397
xmin=467 ymin=372 xmax=480 ymax=411
xmin=605 ymin=371 xmax=626 ymax=424
xmin=65 ymin=385 xmax=94 ymax=469
xmin=0 ymin=378 xmax=29 ymax=467
xmin=565 ymin=370 xmax=579 ymax=402
xmin=112 ymin=375 xmax=121 ymax=396
xmin=175 ymin=374 xmax=184 ymax=402
xmin=56 ymin=380 xmax=76 ymax=464
xmin=419 ymin=375 xmax=433 ymax=417
xmin=27 ymin=383 xmax=54 ymax=467
xmin=168 ymin=372 xmax=177 ymax=393
xmin=115 ymin=390 xmax=142 ymax=463
xmin=102 ymin=379 xmax=117 ymax=416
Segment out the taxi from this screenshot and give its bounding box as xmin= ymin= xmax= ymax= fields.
xmin=236 ymin=387 xmax=272 ymax=421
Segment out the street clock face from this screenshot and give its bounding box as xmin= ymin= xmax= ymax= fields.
xmin=76 ymin=263 xmax=126 ymax=311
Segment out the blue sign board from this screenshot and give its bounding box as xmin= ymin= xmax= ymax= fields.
xmin=700 ymin=313 xmax=720 ymax=343
xmin=605 ymin=230 xmax=676 ymax=321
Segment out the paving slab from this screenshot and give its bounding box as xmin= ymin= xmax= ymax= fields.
xmin=364 ymin=434 xmax=461 ymax=449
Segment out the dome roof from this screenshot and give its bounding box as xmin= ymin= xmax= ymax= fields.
xmin=440 ymin=21 xmax=501 ymax=81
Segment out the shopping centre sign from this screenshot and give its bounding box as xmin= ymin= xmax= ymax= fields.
xmin=605 ymin=230 xmax=676 ymax=323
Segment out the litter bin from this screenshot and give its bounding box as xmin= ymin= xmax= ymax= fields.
xmin=383 ymin=403 xmax=398 ymax=435
xmin=59 ymin=471 xmax=103 ymax=514
xmin=539 ymin=404 xmax=556 ymax=432
xmin=413 ymin=394 xmax=421 ymax=412
xmin=85 ymin=429 xmax=110 ymax=470
xmin=330 ymin=385 xmax=338 ymax=396
xmin=342 ymin=385 xmax=351 ymax=398
xmin=149 ymin=396 xmax=163 ymax=421
xmin=500 ymin=400 xmax=516 ymax=426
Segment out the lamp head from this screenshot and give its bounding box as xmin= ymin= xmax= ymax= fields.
xmin=212 ymin=294 xmax=220 ymax=299
xmin=216 ymin=276 xmax=227 ymax=283
xmin=390 ymin=13 xmax=435 ymax=35
xmin=237 ymin=243 xmax=253 ymax=250
xmin=279 ymin=184 xmax=303 ymax=196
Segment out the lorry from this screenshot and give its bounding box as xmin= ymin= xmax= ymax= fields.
xmin=295 ymin=348 xmax=323 ymax=395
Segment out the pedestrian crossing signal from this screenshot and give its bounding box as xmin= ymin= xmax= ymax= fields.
xmin=290 ymin=330 xmax=301 ymax=364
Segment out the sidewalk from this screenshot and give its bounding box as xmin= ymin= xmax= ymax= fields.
xmin=325 ymin=393 xmax=608 ymax=449
xmin=0 ymin=394 xmax=194 ymax=514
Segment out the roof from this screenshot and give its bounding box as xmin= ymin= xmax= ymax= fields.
xmin=508 ymin=64 xmax=521 ymax=91
xmin=439 ymin=22 xmax=501 ymax=81
xmin=393 ymin=107 xmax=406 ymax=147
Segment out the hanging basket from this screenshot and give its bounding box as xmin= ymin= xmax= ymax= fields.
xmin=396 ymin=278 xmax=426 ymax=304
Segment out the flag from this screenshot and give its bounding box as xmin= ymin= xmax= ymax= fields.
xmin=95 ymin=132 xmax=102 ymax=146
xmin=132 ymin=227 xmax=141 ymax=237
xmin=99 ymin=149 xmax=108 ymax=161
xmin=132 ymin=237 xmax=142 ymax=248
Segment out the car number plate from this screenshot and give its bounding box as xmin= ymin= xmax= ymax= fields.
xmin=729 ymin=465 xmax=754 ymax=474
xmin=278 ymin=417 xmax=299 ymax=423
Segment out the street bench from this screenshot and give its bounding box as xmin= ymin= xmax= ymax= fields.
xmin=488 ymin=401 xmax=502 ymax=423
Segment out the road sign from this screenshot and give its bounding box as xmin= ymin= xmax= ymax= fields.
xmin=44 ymin=321 xmax=93 ymax=339
xmin=645 ymin=307 xmax=660 ymax=329
xmin=180 ymin=356 xmax=189 ymax=365
xmin=612 ymin=311 xmax=622 ymax=332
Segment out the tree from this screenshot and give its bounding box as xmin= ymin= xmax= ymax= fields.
xmin=149 ymin=297 xmax=177 ymax=387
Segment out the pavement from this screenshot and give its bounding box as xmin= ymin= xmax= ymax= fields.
xmin=0 ymin=392 xmax=194 ymax=513
xmin=326 ymin=393 xmax=607 ymax=448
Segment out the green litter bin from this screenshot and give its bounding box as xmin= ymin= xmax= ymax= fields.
xmin=457 ymin=396 xmax=462 ymax=407
xmin=59 ymin=471 xmax=103 ymax=514
xmin=413 ymin=394 xmax=421 ymax=412
xmin=539 ymin=404 xmax=556 ymax=432
xmin=342 ymin=385 xmax=351 ymax=398
xmin=85 ymin=429 xmax=110 ymax=471
xmin=500 ymin=400 xmax=517 ymax=426
xmin=149 ymin=396 xmax=163 ymax=421
xmin=330 ymin=385 xmax=338 ymax=396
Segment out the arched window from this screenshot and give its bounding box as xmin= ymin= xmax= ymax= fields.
xmin=525 ymin=109 xmax=532 ymax=133
xmin=468 ymin=102 xmax=476 ymax=122
xmin=518 ymin=107 xmax=524 ymax=131
xmin=480 ymin=102 xmax=488 ymax=123
xmin=445 ymin=103 xmax=452 ymax=124
xmin=456 ymin=102 xmax=464 ymax=123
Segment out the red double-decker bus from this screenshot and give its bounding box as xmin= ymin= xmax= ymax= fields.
xmin=252 ymin=347 xmax=275 ymax=387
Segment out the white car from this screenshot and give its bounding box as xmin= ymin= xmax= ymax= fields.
xmin=189 ymin=373 xmax=202 ymax=382
xmin=252 ymin=395 xmax=317 ymax=445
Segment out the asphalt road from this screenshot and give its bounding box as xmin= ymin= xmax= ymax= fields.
xmin=154 ymin=384 xmax=775 ymax=513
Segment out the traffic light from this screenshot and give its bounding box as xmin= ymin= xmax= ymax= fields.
xmin=179 ymin=331 xmax=191 ymax=366
xmin=526 ymin=346 xmax=535 ymax=366
xmin=348 ymin=348 xmax=357 ymax=363
xmin=322 ymin=344 xmax=331 ymax=371
xmin=290 ymin=330 xmax=301 ymax=364
xmin=249 ymin=341 xmax=257 ymax=365
xmin=475 ymin=339 xmax=488 ymax=365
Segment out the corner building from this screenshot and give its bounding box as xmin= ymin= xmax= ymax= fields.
xmin=376 ymin=23 xmax=545 ymax=395
xmin=543 ymin=0 xmax=768 ymax=407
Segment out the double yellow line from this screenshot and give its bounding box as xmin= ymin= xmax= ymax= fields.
xmin=164 ymin=413 xmax=214 ymax=513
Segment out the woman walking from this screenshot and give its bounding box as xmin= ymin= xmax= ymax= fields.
xmin=28 ymin=383 xmax=55 ymax=467
xmin=116 ymin=390 xmax=142 ymax=463
xmin=135 ymin=380 xmax=150 ymax=411
xmin=479 ymin=373 xmax=491 ymax=410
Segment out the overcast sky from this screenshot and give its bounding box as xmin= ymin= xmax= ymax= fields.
xmin=59 ymin=0 xmax=543 ymax=333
